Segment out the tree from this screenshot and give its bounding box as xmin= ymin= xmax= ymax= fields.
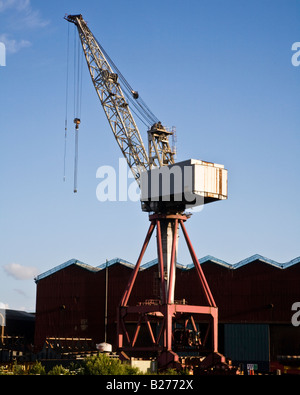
xmin=28 ymin=361 xmax=46 ymax=375
xmin=81 ymin=353 xmax=140 ymax=375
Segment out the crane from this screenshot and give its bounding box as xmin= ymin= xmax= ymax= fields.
xmin=65 ymin=14 xmax=229 ymax=372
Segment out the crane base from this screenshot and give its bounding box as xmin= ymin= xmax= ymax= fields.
xmin=117 ymin=213 xmax=219 ymax=369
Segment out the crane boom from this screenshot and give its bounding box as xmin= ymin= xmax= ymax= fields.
xmin=65 ymin=14 xmax=175 ymax=185
xmin=65 ymin=14 xmax=152 ymax=184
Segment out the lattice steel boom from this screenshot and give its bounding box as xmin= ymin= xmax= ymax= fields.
xmin=65 ymin=14 xmax=175 ymax=185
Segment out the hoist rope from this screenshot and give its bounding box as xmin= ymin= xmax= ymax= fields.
xmin=63 ymin=23 xmax=70 ymax=182
xmin=73 ymin=28 xmax=83 ymax=193
xmin=74 ymin=127 xmax=79 ymax=193
xmin=95 ymin=38 xmax=160 ymax=127
xmin=73 ymin=29 xmax=83 ymax=119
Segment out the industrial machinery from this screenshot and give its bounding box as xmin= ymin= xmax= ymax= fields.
xmin=65 ymin=14 xmax=228 ymax=371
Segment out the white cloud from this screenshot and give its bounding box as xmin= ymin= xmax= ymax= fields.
xmin=0 ymin=0 xmax=48 ymax=55
xmin=3 ymin=263 xmax=38 ymax=280
xmin=0 ymin=0 xmax=49 ymax=28
xmin=0 ymin=0 xmax=29 ymax=13
xmin=0 ymin=33 xmax=31 ymax=53
xmin=14 ymin=288 xmax=29 ymax=297
xmin=22 ymin=7 xmax=49 ymax=29
xmin=0 ymin=0 xmax=13 ymax=12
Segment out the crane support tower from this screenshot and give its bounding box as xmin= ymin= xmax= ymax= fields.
xmin=65 ymin=14 xmax=229 ymax=372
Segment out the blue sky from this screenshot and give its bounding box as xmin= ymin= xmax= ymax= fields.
xmin=0 ymin=0 xmax=299 ymax=311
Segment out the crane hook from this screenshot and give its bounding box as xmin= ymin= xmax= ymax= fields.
xmin=74 ymin=117 xmax=81 ymax=129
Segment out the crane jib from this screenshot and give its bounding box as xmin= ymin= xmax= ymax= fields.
xmin=64 ymin=14 xmax=176 ymax=187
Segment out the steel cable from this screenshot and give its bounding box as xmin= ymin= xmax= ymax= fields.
xmin=95 ymin=38 xmax=159 ymax=127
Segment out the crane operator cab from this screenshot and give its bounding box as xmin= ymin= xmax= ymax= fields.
xmin=140 ymin=159 xmax=228 ymax=213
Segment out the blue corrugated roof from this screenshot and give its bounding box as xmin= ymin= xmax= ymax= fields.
xmin=97 ymin=257 xmax=135 ymax=270
xmin=198 ymin=255 xmax=233 ymax=269
xmin=141 ymin=256 xmax=233 ymax=270
xmin=278 ymin=256 xmax=300 ymax=269
xmin=35 ymin=255 xmax=300 ymax=282
xmin=34 ymin=258 xmax=100 ymax=283
xmin=233 ymin=254 xmax=300 ymax=269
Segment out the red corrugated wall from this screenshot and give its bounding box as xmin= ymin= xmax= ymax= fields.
xmin=34 ymin=259 xmax=300 ymax=351
xmin=201 ymin=260 xmax=299 ymax=323
xmin=34 ymin=265 xmax=105 ymax=349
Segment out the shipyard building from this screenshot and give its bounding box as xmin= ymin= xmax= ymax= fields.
xmin=33 ymin=255 xmax=300 ymax=374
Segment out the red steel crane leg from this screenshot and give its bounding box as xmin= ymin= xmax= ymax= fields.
xmin=117 ymin=213 xmax=219 ymax=367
